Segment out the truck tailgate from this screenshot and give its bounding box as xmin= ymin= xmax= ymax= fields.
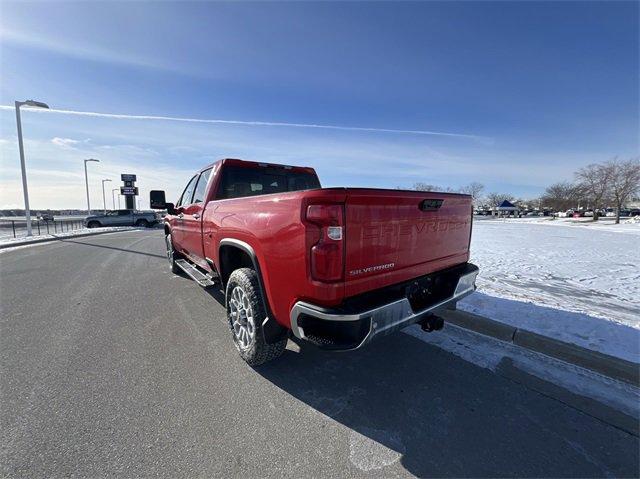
xmin=344 ymin=189 xmax=472 ymax=297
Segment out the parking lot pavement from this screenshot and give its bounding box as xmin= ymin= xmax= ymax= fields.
xmin=1 ymin=230 xmax=638 ymax=478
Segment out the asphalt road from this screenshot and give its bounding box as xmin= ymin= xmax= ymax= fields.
xmin=1 ymin=230 xmax=638 ymax=478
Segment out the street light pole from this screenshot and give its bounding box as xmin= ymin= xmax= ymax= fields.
xmin=15 ymin=99 xmax=49 ymax=236
xmin=101 ymin=179 xmax=112 ymax=214
xmin=84 ymin=159 xmax=99 ymax=216
xmin=111 ymin=188 xmax=119 ymax=210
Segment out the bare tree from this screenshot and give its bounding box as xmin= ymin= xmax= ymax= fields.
xmin=413 ymin=182 xmax=440 ymax=192
xmin=607 ymin=157 xmax=640 ymax=224
xmin=541 ymin=182 xmax=581 ymax=212
xmin=412 ymin=182 xmax=458 ymax=193
xmin=486 ymin=192 xmax=515 ymax=207
xmin=575 ymin=163 xmax=613 ymax=221
xmin=459 ymin=182 xmax=485 ymax=205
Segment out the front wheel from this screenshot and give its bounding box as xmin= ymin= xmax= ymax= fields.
xmin=226 ymin=268 xmax=287 ymax=366
xmin=165 ymin=233 xmax=180 ymax=274
xmin=87 ymin=221 xmax=101 ymax=228
xmin=135 ymin=219 xmax=149 ymax=227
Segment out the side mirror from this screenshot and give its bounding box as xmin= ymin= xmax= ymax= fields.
xmin=150 ymin=190 xmax=176 ymax=214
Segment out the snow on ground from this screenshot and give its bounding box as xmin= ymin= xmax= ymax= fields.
xmin=458 ymin=218 xmax=640 ymax=363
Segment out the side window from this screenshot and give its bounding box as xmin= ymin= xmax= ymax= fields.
xmin=177 ymin=176 xmax=198 ymax=207
xmin=117 ymin=210 xmax=130 ymax=216
xmin=192 ymin=168 xmax=213 ymax=204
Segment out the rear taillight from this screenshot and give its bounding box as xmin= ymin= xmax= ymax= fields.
xmin=306 ymin=204 xmax=344 ymax=282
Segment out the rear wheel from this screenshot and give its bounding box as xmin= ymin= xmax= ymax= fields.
xmin=165 ymin=233 xmax=180 ymax=274
xmin=225 ymin=268 xmax=287 ymax=366
xmin=135 ymin=219 xmax=149 ymax=227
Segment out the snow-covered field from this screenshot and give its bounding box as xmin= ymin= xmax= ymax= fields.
xmin=459 ymin=217 xmax=640 ymax=363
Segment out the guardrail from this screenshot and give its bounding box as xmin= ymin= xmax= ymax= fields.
xmin=0 ymin=219 xmax=86 ymax=239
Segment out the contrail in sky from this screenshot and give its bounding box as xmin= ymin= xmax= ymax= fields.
xmin=0 ymin=105 xmax=487 ymax=141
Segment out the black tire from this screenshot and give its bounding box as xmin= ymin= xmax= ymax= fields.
xmin=225 ymin=268 xmax=287 ymax=366
xmin=87 ymin=221 xmax=101 ymax=228
xmin=135 ymin=219 xmax=149 ymax=227
xmin=165 ymin=232 xmax=180 ymax=274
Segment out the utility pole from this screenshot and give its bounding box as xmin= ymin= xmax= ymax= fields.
xmin=101 ymin=179 xmax=111 ymax=214
xmin=112 ymin=188 xmax=119 ymax=210
xmin=84 ymin=159 xmax=99 ymax=216
xmin=15 ymin=99 xmax=49 ymax=236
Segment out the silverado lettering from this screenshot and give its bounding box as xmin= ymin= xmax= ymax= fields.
xmin=349 ymin=263 xmax=396 ymax=276
xmin=363 ymin=219 xmax=469 ymax=239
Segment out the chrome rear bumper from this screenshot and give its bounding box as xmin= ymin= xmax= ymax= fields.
xmin=290 ymin=263 xmax=479 ymax=350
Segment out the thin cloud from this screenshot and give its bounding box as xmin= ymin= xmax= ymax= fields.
xmin=51 ymin=137 xmax=80 ymax=148
xmin=0 ymin=105 xmax=488 ymax=141
xmin=0 ymin=28 xmax=169 ymax=72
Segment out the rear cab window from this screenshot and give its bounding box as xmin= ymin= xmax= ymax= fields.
xmin=217 ymin=165 xmax=320 ymax=199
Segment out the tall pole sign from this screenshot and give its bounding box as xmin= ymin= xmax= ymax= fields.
xmin=120 ymin=174 xmax=138 ymax=210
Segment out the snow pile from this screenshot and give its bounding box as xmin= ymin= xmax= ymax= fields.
xmin=459 ymin=220 xmax=640 ymax=363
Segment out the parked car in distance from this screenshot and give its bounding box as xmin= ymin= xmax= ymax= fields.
xmin=630 ymin=209 xmax=640 ymax=217
xmin=84 ymin=210 xmax=157 ymax=228
xmin=39 ymin=213 xmax=54 ymax=221
xmin=150 ymin=158 xmax=478 ymax=366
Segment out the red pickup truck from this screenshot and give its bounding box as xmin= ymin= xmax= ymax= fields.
xmin=150 ymin=158 xmax=478 ymax=365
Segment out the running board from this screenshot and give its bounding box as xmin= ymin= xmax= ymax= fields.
xmin=175 ymin=259 xmax=217 ymax=287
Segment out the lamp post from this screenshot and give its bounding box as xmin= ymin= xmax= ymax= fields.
xmin=15 ymin=99 xmax=49 ymax=236
xmin=101 ymin=179 xmax=111 ymax=214
xmin=111 ymin=188 xmax=119 ymax=210
xmin=84 ymin=159 xmax=99 ymax=216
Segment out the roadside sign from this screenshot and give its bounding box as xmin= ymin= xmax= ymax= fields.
xmin=120 ymin=186 xmax=139 ymax=195
xmin=121 ymin=174 xmax=137 ymax=182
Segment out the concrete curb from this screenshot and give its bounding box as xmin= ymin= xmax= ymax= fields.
xmin=442 ymin=309 xmax=640 ymax=387
xmin=0 ymin=228 xmax=137 ymax=250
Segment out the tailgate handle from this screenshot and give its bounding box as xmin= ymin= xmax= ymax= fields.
xmin=420 ymin=199 xmax=443 ymax=211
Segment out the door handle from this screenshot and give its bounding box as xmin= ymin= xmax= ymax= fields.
xmin=178 ymin=213 xmax=184 ymax=219
xmin=192 ymin=213 xmax=200 ymax=219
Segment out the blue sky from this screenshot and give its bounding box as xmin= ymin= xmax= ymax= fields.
xmin=0 ymin=1 xmax=638 ymax=209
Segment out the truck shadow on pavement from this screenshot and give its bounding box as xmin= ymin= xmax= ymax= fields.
xmin=56 ymin=238 xmax=167 ymax=259
xmin=255 ymin=332 xmax=638 ymax=478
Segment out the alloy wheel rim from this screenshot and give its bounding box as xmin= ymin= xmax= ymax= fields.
xmin=229 ymin=285 xmax=255 ymax=349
